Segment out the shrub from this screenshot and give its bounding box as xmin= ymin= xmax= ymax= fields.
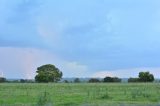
xmin=64 ymin=80 xmax=69 ymax=83
xmin=88 ymin=78 xmax=100 ymax=83
xmin=103 ymin=76 xmax=121 ymax=82
xmin=74 ymin=78 xmax=81 ymax=83
xmin=0 ymin=77 xmax=6 ymax=83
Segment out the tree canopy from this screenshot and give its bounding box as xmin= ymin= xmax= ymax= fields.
xmin=0 ymin=77 xmax=6 ymax=83
xmin=88 ymin=78 xmax=100 ymax=83
xmin=128 ymin=71 xmax=154 ymax=82
xmin=35 ymin=64 xmax=63 ymax=83
xmin=74 ymin=78 xmax=81 ymax=83
xmin=138 ymin=71 xmax=154 ymax=82
xmin=103 ymin=76 xmax=121 ymax=82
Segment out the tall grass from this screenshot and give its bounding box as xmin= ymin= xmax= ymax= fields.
xmin=36 ymin=91 xmax=52 ymax=106
xmin=0 ymin=83 xmax=160 ymax=106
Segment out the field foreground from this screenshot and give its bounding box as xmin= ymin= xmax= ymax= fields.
xmin=0 ymin=83 xmax=160 ymax=106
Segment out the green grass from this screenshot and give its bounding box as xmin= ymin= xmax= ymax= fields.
xmin=0 ymin=83 xmax=160 ymax=106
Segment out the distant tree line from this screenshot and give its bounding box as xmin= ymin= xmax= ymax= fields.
xmin=64 ymin=72 xmax=155 ymax=83
xmin=34 ymin=64 xmax=155 ymax=83
xmin=0 ymin=64 xmax=157 ymax=83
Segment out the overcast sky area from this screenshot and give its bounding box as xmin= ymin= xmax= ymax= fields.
xmin=0 ymin=0 xmax=160 ymax=79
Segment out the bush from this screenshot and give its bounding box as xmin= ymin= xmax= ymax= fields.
xmin=103 ymin=76 xmax=121 ymax=82
xmin=74 ymin=78 xmax=81 ymax=83
xmin=64 ymin=80 xmax=69 ymax=83
xmin=20 ymin=79 xmax=26 ymax=83
xmin=88 ymin=78 xmax=100 ymax=83
xmin=0 ymin=77 xmax=6 ymax=83
xmin=20 ymin=79 xmax=35 ymax=83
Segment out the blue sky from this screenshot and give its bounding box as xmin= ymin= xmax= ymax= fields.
xmin=0 ymin=0 xmax=160 ymax=79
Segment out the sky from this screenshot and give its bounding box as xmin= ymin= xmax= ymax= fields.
xmin=0 ymin=0 xmax=160 ymax=79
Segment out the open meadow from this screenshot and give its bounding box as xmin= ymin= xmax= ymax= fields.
xmin=0 ymin=83 xmax=160 ymax=106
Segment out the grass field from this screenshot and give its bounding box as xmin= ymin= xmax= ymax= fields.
xmin=0 ymin=83 xmax=160 ymax=106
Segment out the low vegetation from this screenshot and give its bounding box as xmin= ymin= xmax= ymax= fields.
xmin=0 ymin=83 xmax=160 ymax=106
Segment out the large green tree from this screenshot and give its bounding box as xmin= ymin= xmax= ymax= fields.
xmin=138 ymin=71 xmax=154 ymax=82
xmin=35 ymin=64 xmax=63 ymax=83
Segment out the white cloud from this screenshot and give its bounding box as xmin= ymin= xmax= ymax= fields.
xmin=91 ymin=71 xmax=113 ymax=78
xmin=0 ymin=69 xmax=4 ymax=77
xmin=91 ymin=67 xmax=160 ymax=78
xmin=61 ymin=62 xmax=89 ymax=78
